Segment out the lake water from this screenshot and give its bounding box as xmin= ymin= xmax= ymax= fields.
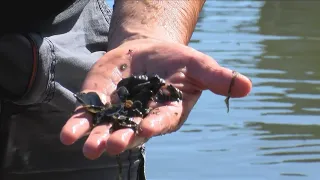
xmin=107 ymin=1 xmax=320 ymax=180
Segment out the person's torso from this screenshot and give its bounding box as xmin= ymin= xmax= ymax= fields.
xmin=0 ymin=0 xmax=145 ymax=179
xmin=0 ymin=0 xmax=75 ymax=34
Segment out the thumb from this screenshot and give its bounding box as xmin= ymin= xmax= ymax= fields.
xmin=185 ymin=51 xmax=252 ymax=97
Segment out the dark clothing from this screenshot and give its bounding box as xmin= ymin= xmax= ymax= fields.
xmin=0 ymin=0 xmax=146 ymax=179
xmin=0 ymin=0 xmax=75 ymax=33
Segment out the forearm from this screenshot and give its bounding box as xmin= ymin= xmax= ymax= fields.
xmin=108 ymin=0 xmax=205 ymax=50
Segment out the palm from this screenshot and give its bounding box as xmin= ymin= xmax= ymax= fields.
xmin=60 ymin=40 xmax=252 ymax=159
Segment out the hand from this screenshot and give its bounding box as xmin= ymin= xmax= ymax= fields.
xmin=59 ymin=39 xmax=252 ymax=159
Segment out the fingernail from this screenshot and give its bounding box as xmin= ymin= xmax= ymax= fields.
xmin=60 ymin=129 xmax=76 ymax=145
xmin=83 ymin=145 xmax=97 ymax=160
xmin=237 ymin=72 xmax=251 ymax=83
xmin=106 ymin=141 xmax=124 ymax=155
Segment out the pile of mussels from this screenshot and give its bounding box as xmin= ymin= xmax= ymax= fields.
xmin=74 ymin=74 xmax=183 ymax=132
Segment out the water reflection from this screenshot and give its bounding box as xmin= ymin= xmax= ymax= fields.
xmin=253 ymin=1 xmax=320 ymax=115
xmin=258 ymin=1 xmax=320 ymax=37
xmin=247 ymin=122 xmax=320 ymax=164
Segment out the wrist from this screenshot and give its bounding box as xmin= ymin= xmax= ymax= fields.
xmin=107 ymin=0 xmax=204 ymax=50
xmin=107 ymin=26 xmax=176 ymax=51
xmin=107 ymin=36 xmax=161 ymax=54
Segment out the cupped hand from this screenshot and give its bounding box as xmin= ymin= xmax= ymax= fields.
xmin=60 ymin=39 xmax=252 ymax=159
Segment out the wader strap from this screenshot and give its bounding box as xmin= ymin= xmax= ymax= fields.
xmin=0 ymin=102 xmax=19 ymax=177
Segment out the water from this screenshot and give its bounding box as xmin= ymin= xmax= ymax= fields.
xmin=107 ymin=1 xmax=320 ymax=179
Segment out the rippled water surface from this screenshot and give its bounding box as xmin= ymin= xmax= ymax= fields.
xmin=108 ymin=1 xmax=320 ymax=179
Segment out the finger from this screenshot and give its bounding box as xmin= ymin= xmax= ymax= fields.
xmin=139 ymin=89 xmax=201 ymax=137
xmin=60 ymin=92 xmax=109 ymax=145
xmin=186 ymin=52 xmax=252 ymax=97
xmin=105 ymin=128 xmax=135 ymax=155
xmin=60 ymin=107 xmax=92 ymax=145
xmin=82 ymin=124 xmax=111 ymax=160
xmin=105 ymin=117 xmax=142 ymax=155
xmin=138 ymin=103 xmax=182 ymax=138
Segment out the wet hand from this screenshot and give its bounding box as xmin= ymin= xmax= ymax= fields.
xmin=59 ymin=39 xmax=252 ymax=159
